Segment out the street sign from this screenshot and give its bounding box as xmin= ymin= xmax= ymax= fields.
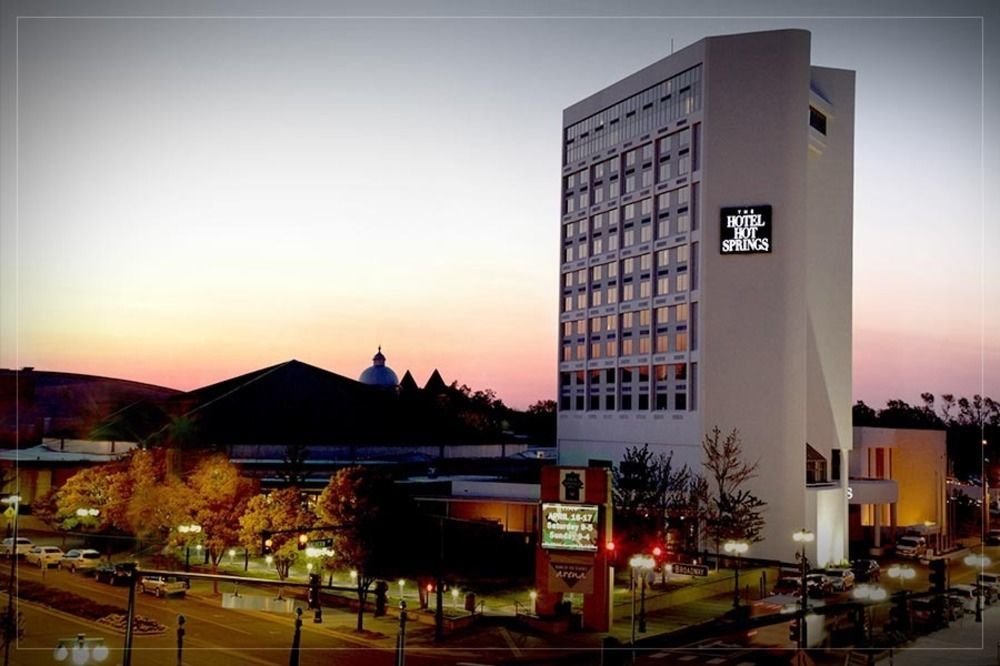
xmin=307 ymin=538 xmax=333 ymax=549
xmin=670 ymin=563 xmax=709 ymax=577
xmin=3 ymin=507 xmax=14 ymax=519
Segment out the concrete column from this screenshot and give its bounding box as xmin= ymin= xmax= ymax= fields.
xmin=873 ymin=504 xmax=881 ymax=548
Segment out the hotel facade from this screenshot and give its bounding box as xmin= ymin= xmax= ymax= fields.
xmin=557 ymin=29 xmax=855 ymax=564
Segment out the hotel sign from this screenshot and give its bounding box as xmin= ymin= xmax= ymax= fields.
xmin=540 ymin=502 xmax=599 ymax=552
xmin=720 ymin=205 xmax=772 ymax=254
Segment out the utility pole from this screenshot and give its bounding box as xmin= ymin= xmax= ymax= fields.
xmin=122 ymin=563 xmax=138 ymax=666
xmin=435 ymin=517 xmax=444 ymax=642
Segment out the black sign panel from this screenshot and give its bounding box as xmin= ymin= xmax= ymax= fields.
xmin=720 ymin=205 xmax=772 ymax=254
xmin=670 ymin=563 xmax=709 ymax=577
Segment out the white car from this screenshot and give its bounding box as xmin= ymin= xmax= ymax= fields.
xmin=139 ymin=575 xmax=187 ymax=598
xmin=820 ymin=567 xmax=856 ymax=591
xmin=25 ymin=545 xmax=64 ymax=568
xmin=59 ymin=549 xmax=102 ymax=572
xmin=0 ymin=537 xmax=33 ymax=557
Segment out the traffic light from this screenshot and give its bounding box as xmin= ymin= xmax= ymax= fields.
xmin=929 ymin=559 xmax=947 ymax=593
xmin=261 ymin=531 xmax=273 ymax=555
xmin=605 ymin=541 xmax=617 ymax=564
xmin=298 ymin=534 xmax=309 ymax=551
xmin=307 ymin=573 xmax=321 ymax=609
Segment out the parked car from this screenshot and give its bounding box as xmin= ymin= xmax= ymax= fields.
xmin=986 ymin=529 xmax=1000 ymax=545
xmin=95 ymin=563 xmax=135 ymax=586
xmin=806 ymin=573 xmax=834 ymax=598
xmin=851 ymin=559 xmax=881 ymax=583
xmin=25 ymin=546 xmax=63 ymax=568
xmin=59 ymin=549 xmax=102 ymax=573
xmin=896 ymin=535 xmax=927 ymax=558
xmin=911 ymin=598 xmax=939 ymax=631
xmin=977 ymin=572 xmax=1000 ymax=595
xmin=0 ymin=537 xmax=33 ymax=557
xmin=820 ymin=567 xmax=855 ymax=591
xmin=139 ymin=575 xmax=188 ymax=598
xmin=949 ymin=584 xmax=979 ymax=614
xmin=773 ymin=577 xmax=802 ymax=597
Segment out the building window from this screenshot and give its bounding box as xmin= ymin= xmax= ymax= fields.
xmin=591 ymin=343 xmax=602 ymax=359
xmin=809 ymin=106 xmax=827 ymax=135
xmin=638 ymin=394 xmax=649 ymax=410
xmin=657 ymin=276 xmax=670 ymax=296
xmin=638 ymin=337 xmax=650 ymax=354
xmin=676 ymin=245 xmax=689 ymax=263
xmin=674 ymin=393 xmax=687 ymax=410
xmin=675 ymin=332 xmax=688 ymax=351
xmin=675 ymin=303 xmax=688 ymax=322
xmin=639 ymin=280 xmax=651 ymax=298
xmin=591 ymin=290 xmax=603 ymax=307
xmin=565 ymin=246 xmax=574 ymax=263
xmin=576 ymin=292 xmax=587 ymax=309
xmin=676 ymin=273 xmax=689 ymax=292
xmin=623 ymin=283 xmax=634 ymax=301
xmin=656 ymin=334 xmax=668 ymax=353
xmin=605 ymin=340 xmax=616 ymax=357
xmin=621 ymin=338 xmax=633 ymax=355
xmin=563 ymin=296 xmax=573 ymax=312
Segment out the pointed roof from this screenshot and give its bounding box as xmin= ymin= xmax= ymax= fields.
xmin=398 ymin=370 xmax=418 ymax=392
xmin=424 ymin=369 xmax=447 ymax=394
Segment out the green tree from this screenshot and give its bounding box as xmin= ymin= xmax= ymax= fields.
xmin=315 ymin=467 xmax=413 ymax=632
xmin=612 ymin=444 xmax=689 ymax=548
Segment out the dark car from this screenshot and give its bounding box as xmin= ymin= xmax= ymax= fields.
xmin=95 ymin=563 xmax=135 ymax=586
xmin=851 ymin=559 xmax=881 ymax=583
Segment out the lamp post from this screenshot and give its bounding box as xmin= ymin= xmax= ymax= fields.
xmin=629 ymin=554 xmax=655 ymax=634
xmin=964 ymin=553 xmax=991 ymax=622
xmin=53 ymin=633 xmax=109 ymax=664
xmin=3 ymin=494 xmax=21 ymax=666
xmin=793 ymin=529 xmax=815 ymax=650
xmin=177 ymin=524 xmax=201 ymax=572
xmin=724 ymin=540 xmax=749 ymax=609
xmin=852 ymin=584 xmax=888 ymax=645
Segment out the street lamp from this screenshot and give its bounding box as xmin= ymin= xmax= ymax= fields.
xmin=792 ymin=529 xmax=815 ymax=649
xmin=528 ymin=589 xmax=538 ymax=615
xmin=451 ymin=587 xmax=460 ymax=609
xmin=887 ymin=564 xmax=916 ymax=591
xmin=852 ymin=584 xmax=888 ymax=645
xmin=398 ymin=578 xmax=405 ymax=600
xmin=629 ymin=554 xmax=655 ymax=636
xmin=53 ymin=634 xmax=108 ymax=664
xmin=724 ymin=540 xmax=749 ymax=609
xmin=964 ymin=553 xmax=991 ymax=622
xmin=177 ymin=524 xmax=202 ymax=572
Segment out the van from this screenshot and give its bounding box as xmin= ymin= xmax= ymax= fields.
xmin=896 ymin=535 xmax=927 ymax=558
xmin=977 ymin=572 xmax=1000 ymax=593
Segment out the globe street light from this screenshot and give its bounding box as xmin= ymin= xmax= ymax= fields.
xmin=177 ymin=524 xmax=202 ymax=572
xmin=887 ymin=564 xmax=916 ymax=591
xmin=398 ymin=578 xmax=405 ymax=600
xmin=964 ymin=553 xmax=992 ymax=622
xmin=724 ymin=540 xmax=749 ymax=609
xmin=630 ymin=554 xmax=655 ymax=636
xmin=792 ymin=529 xmax=815 ymax=649
xmin=853 ymin=584 xmax=888 ymax=644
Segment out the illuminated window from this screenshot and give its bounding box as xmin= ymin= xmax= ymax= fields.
xmin=657 ymin=276 xmax=670 ymax=296
xmin=564 ymin=296 xmax=573 ymax=312
xmin=565 ymin=246 xmax=574 ymax=262
xmin=608 ymin=262 xmax=618 ymax=278
xmin=676 ymin=245 xmax=689 ymax=263
xmin=623 ymin=258 xmax=635 ymax=274
xmin=606 ymin=287 xmax=618 ymax=304
xmin=592 ymin=237 xmax=603 ymax=254
xmin=591 ymin=343 xmax=602 ymax=359
xmin=656 ymin=334 xmax=669 ymax=353
xmin=575 ymin=344 xmax=586 ymax=360
xmin=591 ymin=290 xmax=603 ymax=306
xmin=639 ymin=310 xmax=651 ymax=326
xmin=605 ymin=340 xmax=616 ymax=357
xmin=622 ymin=338 xmax=633 ymax=355
xmin=638 ymin=337 xmax=650 ymax=354
xmin=575 ymin=320 xmax=586 ymax=335
xmin=576 ymin=293 xmax=587 ymax=309
xmin=676 ymin=274 xmax=689 ymax=291
xmin=606 ymin=315 xmax=617 ymax=330
xmin=676 ymin=303 xmax=688 ymax=322
xmin=676 ymin=213 xmax=689 ymax=233
xmin=562 ymin=345 xmax=572 ymax=361
xmin=639 ymin=280 xmax=651 ymax=298
xmin=590 ymin=316 xmax=602 ymax=333
xmin=623 ymin=229 xmax=635 ymax=247
xmin=592 ymin=265 xmax=603 ymax=281
xmin=675 ymin=332 xmax=688 ymax=351
xmin=639 ymin=253 xmax=652 ymax=271
xmin=623 ymin=283 xmax=634 ymax=300
xmin=607 ymin=233 xmax=619 ymax=252
xmin=622 ymin=312 xmax=634 ymax=328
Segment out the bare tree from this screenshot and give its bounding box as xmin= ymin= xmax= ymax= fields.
xmin=693 ymin=427 xmax=767 ymax=556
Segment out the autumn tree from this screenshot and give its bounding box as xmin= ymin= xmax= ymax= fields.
xmin=239 ymin=487 xmax=312 ymax=583
xmin=693 ymin=427 xmax=767 ymax=555
xmin=45 ymin=462 xmax=127 ymax=533
xmin=183 ymin=455 xmax=257 ymax=593
xmin=315 ymin=467 xmax=414 ymax=632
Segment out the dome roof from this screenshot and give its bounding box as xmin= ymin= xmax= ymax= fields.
xmin=359 ymin=347 xmax=399 ymax=387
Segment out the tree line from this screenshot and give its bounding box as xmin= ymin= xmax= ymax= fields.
xmin=853 ymin=393 xmax=999 ymax=478
xmin=34 ymin=452 xmax=416 ymax=632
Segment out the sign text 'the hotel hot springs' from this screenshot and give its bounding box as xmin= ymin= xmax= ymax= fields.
xmin=720 ymin=205 xmax=772 ymax=254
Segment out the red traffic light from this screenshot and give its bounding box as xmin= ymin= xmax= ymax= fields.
xmin=605 ymin=541 xmax=616 ymax=552
xmin=652 ymin=546 xmax=663 ymax=558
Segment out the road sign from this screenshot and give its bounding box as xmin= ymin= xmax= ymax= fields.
xmin=670 ymin=563 xmax=709 ymax=577
xmin=307 ymin=538 xmax=333 ymax=549
xmin=3 ymin=506 xmax=14 ymax=519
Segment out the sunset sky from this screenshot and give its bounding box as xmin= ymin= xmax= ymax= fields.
xmin=1 ymin=1 xmax=997 ymax=409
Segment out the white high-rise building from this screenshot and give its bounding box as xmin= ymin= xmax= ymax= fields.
xmin=557 ymin=29 xmax=854 ymax=564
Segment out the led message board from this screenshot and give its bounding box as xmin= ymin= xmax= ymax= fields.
xmin=541 ymin=503 xmax=599 ymax=552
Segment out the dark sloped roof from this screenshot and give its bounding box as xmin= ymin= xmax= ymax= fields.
xmin=424 ymin=369 xmax=447 ymax=394
xmin=399 ymin=370 xmax=418 ymax=392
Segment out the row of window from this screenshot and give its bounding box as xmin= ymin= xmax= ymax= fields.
xmin=563 ymin=198 xmax=694 ymax=263
xmin=563 ymin=129 xmax=694 ymax=215
xmin=562 ymin=303 xmax=689 ymax=335
xmin=561 ymin=331 xmax=690 ymax=360
xmin=562 ymin=273 xmax=691 ymax=311
xmin=558 ymin=362 xmax=697 ymax=412
xmin=564 ymin=65 xmax=703 ymax=164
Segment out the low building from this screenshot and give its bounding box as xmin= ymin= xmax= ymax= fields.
xmin=849 ymin=426 xmax=948 ymax=555
xmin=0 ymin=438 xmax=137 ymax=505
